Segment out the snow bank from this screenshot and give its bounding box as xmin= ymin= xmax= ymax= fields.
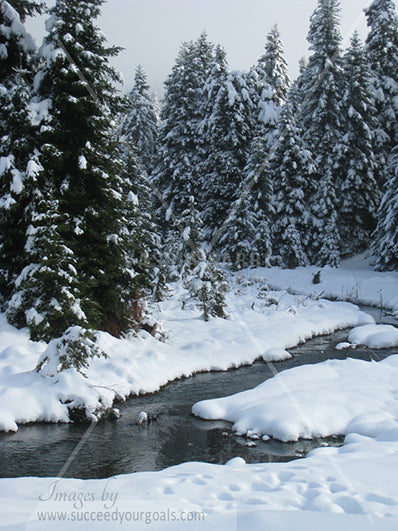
xmin=2 ymin=314 xmax=398 ymax=528
xmin=2 ymin=404 xmax=398 ymax=528
xmin=193 ymin=355 xmax=398 ymax=441
xmin=348 ymin=324 xmax=398 ymax=349
xmin=0 ymin=276 xmax=373 ymax=432
xmin=255 ymin=252 xmax=398 ymax=316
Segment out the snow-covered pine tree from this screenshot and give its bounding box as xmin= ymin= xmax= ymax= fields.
xmin=372 ymin=145 xmax=398 ymax=270
xmin=365 ymin=0 xmax=398 ymax=180
xmin=217 ymin=136 xmax=273 ymax=270
xmin=0 ymin=0 xmax=41 ymax=83
xmin=288 ymin=56 xmax=307 ymax=114
xmin=169 ymin=195 xmax=204 ymax=278
xmin=171 ymin=195 xmax=227 ymax=319
xmin=257 ymin=24 xmax=290 ymax=106
xmin=7 ymin=0 xmax=146 ymax=340
xmin=121 ymin=65 xmax=158 ymax=174
xmin=6 ymin=178 xmax=87 ymax=341
xmin=189 ymin=256 xmax=227 ymax=321
xmin=339 ymin=31 xmax=380 ymax=256
xmin=199 ymin=44 xmax=228 ymax=235
xmin=241 ymin=30 xmax=287 ymax=202
xmin=200 ymin=64 xmax=255 ymax=242
xmin=119 ymin=147 xmax=162 ymax=298
xmin=154 ymin=32 xmax=214 ymax=220
xmin=0 ymin=1 xmax=42 ymax=303
xmin=271 ymin=102 xmax=315 ymax=268
xmin=299 ymin=0 xmax=345 ymax=267
xmin=6 ymin=0 xmax=43 ymax=20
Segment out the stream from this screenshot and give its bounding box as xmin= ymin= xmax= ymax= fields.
xmin=0 ymin=305 xmax=397 ymax=479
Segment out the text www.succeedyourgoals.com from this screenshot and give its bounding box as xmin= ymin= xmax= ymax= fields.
xmin=36 ymin=508 xmax=206 ymax=525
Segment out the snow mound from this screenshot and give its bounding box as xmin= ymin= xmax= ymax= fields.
xmin=348 ymin=324 xmax=398 ymax=349
xmin=193 ymin=355 xmax=398 ymax=441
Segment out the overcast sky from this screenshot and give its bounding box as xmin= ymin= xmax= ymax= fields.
xmin=26 ymin=0 xmax=373 ymax=95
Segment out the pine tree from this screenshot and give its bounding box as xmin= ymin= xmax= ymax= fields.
xmin=172 ymin=195 xmax=204 ymax=278
xmin=372 ymin=145 xmax=398 ymax=271
xmin=365 ymin=0 xmax=398 ymax=173
xmin=271 ymin=103 xmax=314 ymax=268
xmin=121 ymin=65 xmax=158 ymax=174
xmin=199 ymin=45 xmax=228 ymax=234
xmin=7 ymin=0 xmax=146 ymax=339
xmin=0 ymin=1 xmax=42 ymax=303
xmin=288 ymin=56 xmax=307 ymax=114
xmin=0 ymin=0 xmax=40 ymax=84
xmin=188 ymin=256 xmax=227 ymax=321
xmin=7 ymin=0 xmax=43 ymax=20
xmin=299 ymin=0 xmax=345 ymax=266
xmin=339 ymin=32 xmax=380 ymax=256
xmin=257 ymin=24 xmax=290 ymax=105
xmin=154 ymin=32 xmax=214 ymax=220
xmin=6 ymin=178 xmax=86 ymax=341
xmin=218 ymin=135 xmax=273 ymax=270
xmin=200 ymin=65 xmax=255 ymax=241
xmin=119 ymin=149 xmax=161 ymax=297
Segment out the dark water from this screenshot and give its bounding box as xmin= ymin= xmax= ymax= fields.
xmin=0 ymin=307 xmax=396 ymax=479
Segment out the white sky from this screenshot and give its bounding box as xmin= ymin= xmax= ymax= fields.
xmin=26 ymin=0 xmax=373 ymax=96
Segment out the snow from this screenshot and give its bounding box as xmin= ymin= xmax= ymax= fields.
xmin=26 ymin=158 xmax=43 ymax=179
xmin=0 ymin=273 xmax=373 ymax=433
xmin=348 ymin=324 xmax=398 ymax=349
xmin=193 ymin=355 xmax=398 ymax=441
xmin=1 ymin=266 xmax=398 ymax=528
xmin=127 ymin=191 xmax=139 ymax=205
xmin=78 ymin=155 xmax=87 ymax=170
xmin=28 ymin=98 xmax=52 ymax=126
xmin=0 ymin=155 xmax=12 ymax=176
xmin=253 ymin=252 xmax=398 ymax=316
xmin=137 ymin=411 xmax=148 ymax=424
xmin=0 ymin=1 xmax=35 ymax=53
xmin=10 ymin=168 xmax=23 ymax=194
xmin=2 ymin=388 xmax=398 ymax=528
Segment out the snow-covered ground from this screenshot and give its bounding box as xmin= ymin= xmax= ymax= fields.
xmin=2 ymin=354 xmax=398 ymax=528
xmin=193 ymin=355 xmax=398 ymax=441
xmin=0 ymin=275 xmax=374 ymax=432
xmin=1 ymin=261 xmax=398 ymax=529
xmin=255 ymin=252 xmax=398 ymax=316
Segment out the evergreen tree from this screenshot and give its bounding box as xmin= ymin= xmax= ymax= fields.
xmin=339 ymin=32 xmax=380 ymax=256
xmin=188 ymin=256 xmax=227 ymax=321
xmin=217 ymin=141 xmax=273 ymax=270
xmin=120 ymin=148 xmax=160 ymax=297
xmin=200 ymin=65 xmax=255 ymax=241
xmin=7 ymin=0 xmax=43 ymax=20
xmin=170 ymin=195 xmax=204 ymax=278
xmin=288 ymin=56 xmax=307 ymax=114
xmin=154 ymin=32 xmax=214 ymax=220
xmin=372 ymin=145 xmax=398 ymax=271
xmin=365 ymin=0 xmax=398 ymax=172
xmin=199 ymin=45 xmax=228 ymax=234
xmin=0 ymin=0 xmax=40 ymax=84
xmin=6 ymin=178 xmax=86 ymax=341
xmin=271 ymin=103 xmax=315 ymax=268
xmin=0 ymin=1 xmax=41 ymax=303
xmin=299 ymin=0 xmax=345 ymax=266
xmin=7 ymin=0 xmax=146 ymax=340
xmin=257 ymin=24 xmax=290 ymax=105
xmin=121 ymin=65 xmax=158 ymax=173
xmin=173 ymin=196 xmax=227 ymax=319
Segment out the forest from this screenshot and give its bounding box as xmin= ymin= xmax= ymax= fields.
xmin=0 ymin=0 xmax=397 ymax=347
